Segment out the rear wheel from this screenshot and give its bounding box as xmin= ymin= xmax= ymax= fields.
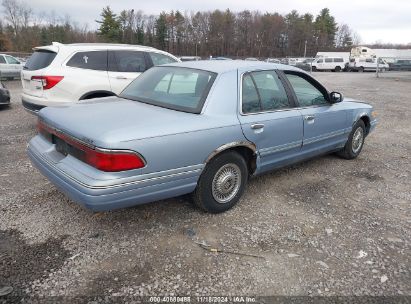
xmin=337 ymin=120 xmax=366 ymax=160
xmin=193 ymin=151 xmax=248 ymax=213
xmin=312 ymin=66 xmax=317 ymax=72
xmin=358 ymin=67 xmax=364 ymax=73
xmin=334 ymin=66 xmax=341 ymax=72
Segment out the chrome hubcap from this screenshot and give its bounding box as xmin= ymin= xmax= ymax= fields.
xmin=212 ymin=163 xmax=241 ymax=204
xmin=352 ymin=127 xmax=364 ymax=153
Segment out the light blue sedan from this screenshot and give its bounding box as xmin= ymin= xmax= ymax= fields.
xmin=28 ymin=61 xmax=377 ymax=213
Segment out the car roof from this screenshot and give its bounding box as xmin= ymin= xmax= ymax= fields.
xmin=163 ymin=60 xmax=300 ymax=73
xmin=34 ymin=42 xmax=158 ymax=53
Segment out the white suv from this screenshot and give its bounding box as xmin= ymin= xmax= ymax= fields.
xmin=21 ymin=43 xmax=179 ymax=113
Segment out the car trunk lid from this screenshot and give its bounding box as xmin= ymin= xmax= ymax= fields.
xmin=38 ymin=97 xmax=205 ymax=148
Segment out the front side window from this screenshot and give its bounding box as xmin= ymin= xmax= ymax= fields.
xmin=108 ymin=51 xmax=147 ymax=72
xmin=120 ymin=66 xmax=216 ymax=114
xmin=0 ymin=56 xmax=5 ymax=64
xmin=149 ymin=52 xmax=177 ymax=66
xmin=5 ymin=56 xmax=20 ymax=64
xmin=317 ymin=59 xmax=323 ymax=63
xmin=67 ymin=51 xmax=107 ymax=71
xmin=285 ymin=73 xmax=328 ymax=107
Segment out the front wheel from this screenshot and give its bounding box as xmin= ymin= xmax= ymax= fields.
xmin=193 ymin=151 xmax=248 ymax=213
xmin=337 ymin=120 xmax=366 ymax=160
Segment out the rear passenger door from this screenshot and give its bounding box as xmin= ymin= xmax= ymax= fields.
xmin=108 ymin=50 xmax=150 ymax=94
xmin=65 ymin=50 xmax=111 ymax=99
xmin=237 ymin=70 xmax=303 ymax=173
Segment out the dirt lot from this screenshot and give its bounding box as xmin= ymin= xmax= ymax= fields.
xmin=0 ymin=72 xmax=410 ymax=302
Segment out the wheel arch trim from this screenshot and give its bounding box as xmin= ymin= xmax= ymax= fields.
xmin=79 ymin=90 xmax=116 ymax=100
xmin=204 ymin=141 xmax=257 ymax=164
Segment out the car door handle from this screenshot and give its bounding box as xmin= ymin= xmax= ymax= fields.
xmin=251 ymin=123 xmax=264 ymax=130
xmin=304 ymin=115 xmax=315 ymax=121
xmin=115 ymin=75 xmax=127 ymax=79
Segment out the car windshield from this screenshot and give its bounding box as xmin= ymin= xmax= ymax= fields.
xmin=120 ymin=66 xmax=217 ymax=114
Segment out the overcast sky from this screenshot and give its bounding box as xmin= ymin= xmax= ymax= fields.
xmin=28 ymin=0 xmax=411 ymax=44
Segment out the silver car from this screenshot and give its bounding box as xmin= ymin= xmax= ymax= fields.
xmin=0 ymin=54 xmax=23 ymax=79
xmin=28 ymin=61 xmax=377 ymax=213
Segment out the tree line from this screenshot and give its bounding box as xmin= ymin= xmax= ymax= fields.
xmin=95 ymin=6 xmax=356 ymax=58
xmin=0 ymin=0 xmax=408 ymax=58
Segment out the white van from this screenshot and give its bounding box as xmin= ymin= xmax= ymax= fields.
xmin=311 ymin=57 xmax=345 ymax=72
xmin=348 ymin=57 xmax=389 ymax=72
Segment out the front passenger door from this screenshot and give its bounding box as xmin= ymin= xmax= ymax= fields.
xmin=283 ymin=71 xmax=349 ymax=154
xmin=108 ymin=50 xmax=150 ymax=94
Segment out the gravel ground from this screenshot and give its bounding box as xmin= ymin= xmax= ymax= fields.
xmin=0 ymin=72 xmax=410 ymax=302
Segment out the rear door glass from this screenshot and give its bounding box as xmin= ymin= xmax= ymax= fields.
xmin=250 ymin=71 xmax=290 ymax=111
xmin=67 ymin=51 xmax=107 ymax=71
xmin=24 ymin=51 xmax=57 ymax=70
xmin=108 ymin=51 xmax=147 ymax=72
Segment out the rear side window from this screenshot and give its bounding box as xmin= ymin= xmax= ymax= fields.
xmin=242 ymin=74 xmax=261 ymax=113
xmin=108 ymin=50 xmax=147 ymax=72
xmin=334 ymin=58 xmax=344 ymax=62
xmin=0 ymin=56 xmax=5 ymax=64
xmin=325 ymin=58 xmax=332 ymax=63
xmin=250 ymin=71 xmax=289 ymax=111
xmin=242 ymin=70 xmax=290 ymax=114
xmin=67 ymin=51 xmax=107 ymax=71
xmin=149 ymin=52 xmax=177 ymax=66
xmin=24 ymin=50 xmax=57 ymax=71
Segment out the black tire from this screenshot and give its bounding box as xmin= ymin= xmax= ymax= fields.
xmin=335 ymin=66 xmax=341 ymax=72
xmin=358 ymin=67 xmax=364 ymax=73
xmin=312 ymin=66 xmax=317 ymax=72
xmin=337 ymin=120 xmax=366 ymax=160
xmin=193 ymin=151 xmax=248 ymax=213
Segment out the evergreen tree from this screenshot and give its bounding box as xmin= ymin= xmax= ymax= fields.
xmin=155 ymin=12 xmax=167 ymax=50
xmin=314 ymin=8 xmax=337 ymax=49
xmin=96 ymin=6 xmax=121 ymax=43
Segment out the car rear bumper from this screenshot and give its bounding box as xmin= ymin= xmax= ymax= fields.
xmin=27 ymin=136 xmax=201 ymax=211
xmin=22 ymin=93 xmax=74 ymax=114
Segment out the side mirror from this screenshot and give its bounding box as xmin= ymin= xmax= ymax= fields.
xmin=330 ymin=91 xmax=343 ymax=103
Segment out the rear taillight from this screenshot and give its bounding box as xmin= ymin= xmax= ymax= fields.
xmin=37 ymin=120 xmax=145 ymax=172
xmin=31 ymin=76 xmax=64 ymax=90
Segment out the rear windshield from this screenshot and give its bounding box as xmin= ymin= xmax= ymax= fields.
xmin=120 ymin=66 xmax=216 ymax=114
xmin=24 ymin=50 xmax=56 ymax=71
